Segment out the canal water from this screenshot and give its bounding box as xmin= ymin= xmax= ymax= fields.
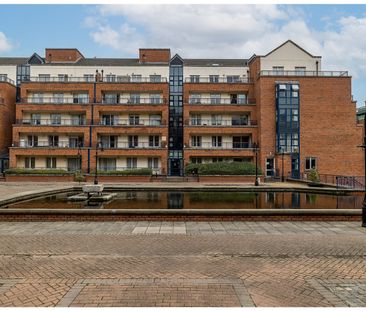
xmin=3 ymin=191 xmax=363 ymax=210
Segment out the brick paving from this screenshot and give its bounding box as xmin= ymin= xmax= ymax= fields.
xmin=0 ymin=221 xmax=365 ymax=307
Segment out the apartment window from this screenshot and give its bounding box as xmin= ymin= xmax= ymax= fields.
xmin=212 ymin=136 xmax=222 ymax=148
xmin=100 ymin=135 xmax=118 ymax=148
xmin=53 ymin=93 xmax=64 ymax=104
xmin=191 ymin=136 xmax=202 ymax=147
xmin=83 ymin=74 xmax=94 ymax=82
xmin=104 ymin=93 xmax=118 ymax=104
xmin=233 ymin=136 xmax=249 ymax=149
xmin=46 ymin=157 xmax=57 ymax=169
xmin=25 ymin=157 xmax=35 ymax=169
xmin=227 ymin=75 xmax=240 ymax=83
xmin=130 ymin=94 xmax=140 ymax=104
xmin=50 ymin=114 xmax=61 ymax=125
xmin=127 ymin=157 xmax=138 ymax=169
xmin=209 ymin=75 xmax=219 ymax=83
xmin=210 ymin=94 xmax=221 ymax=105
xmin=190 ymin=157 xmax=202 ymax=164
xmin=212 ymin=157 xmax=224 ymax=163
xmin=58 ymin=74 xmax=68 ymax=82
xmin=129 ymin=115 xmax=140 ymax=125
xmin=38 ymin=74 xmax=50 ymax=82
xmin=73 ymin=93 xmax=88 ymax=104
xmin=48 ymin=135 xmax=59 ymax=147
xmin=273 ymin=66 xmax=284 ymax=75
xmin=106 ymin=74 xmax=116 ymax=82
xmin=189 ymin=94 xmax=201 ymax=104
xmin=0 ymin=74 xmax=7 ymax=81
xmin=232 ymin=115 xmax=248 ymax=126
xmin=27 ymin=135 xmax=38 ymax=147
xmin=238 ymin=94 xmax=247 ymax=104
xmin=305 ymin=157 xmax=317 ymax=170
xmin=99 ymin=158 xmax=116 ymax=171
xmin=295 ymin=66 xmax=306 ymax=76
xmin=31 ymin=114 xmax=41 ymax=125
xmin=128 ymin=135 xmax=138 ymax=148
xmin=211 ymin=114 xmax=222 ymax=126
xmin=149 ymin=135 xmax=160 ymax=147
xmin=148 ymin=157 xmax=159 ymax=169
xmin=150 ymin=75 xmax=162 ymax=83
xmin=69 ymin=136 xmax=83 ymax=148
xmin=131 ymin=74 xmax=142 ymax=82
xmin=190 ymin=75 xmax=200 ymax=83
xmin=149 ymin=115 xmax=162 ymax=126
xmin=190 ymin=114 xmax=201 ymax=126
xmin=32 ymin=93 xmax=43 ymax=104
xmin=101 ymin=115 xmax=115 ymax=126
xmin=150 ymin=94 xmax=162 ymax=104
xmin=71 ymin=115 xmax=85 ymax=126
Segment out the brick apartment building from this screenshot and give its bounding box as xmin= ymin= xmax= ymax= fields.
xmin=0 ymin=40 xmax=363 ymax=179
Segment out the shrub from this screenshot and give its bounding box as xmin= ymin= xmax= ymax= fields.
xmin=185 ymin=162 xmax=262 ymax=176
xmin=307 ymin=169 xmax=320 ymax=183
xmin=4 ymin=168 xmax=72 ymax=175
xmin=74 ymin=171 xmax=85 ymax=182
xmin=96 ymin=168 xmax=153 ymax=176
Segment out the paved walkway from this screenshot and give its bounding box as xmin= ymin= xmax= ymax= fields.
xmin=0 ymin=221 xmax=365 ymax=307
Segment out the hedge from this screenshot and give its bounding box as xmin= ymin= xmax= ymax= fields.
xmin=5 ymin=168 xmax=73 ymax=175
xmin=96 ymin=168 xmax=153 ymax=176
xmin=185 ymin=162 xmax=262 ymax=176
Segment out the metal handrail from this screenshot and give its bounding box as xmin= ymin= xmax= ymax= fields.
xmin=102 ymin=97 xmax=165 ymax=105
xmin=16 ymin=140 xmax=84 ymax=148
xmin=188 ymin=97 xmax=248 ymax=105
xmin=185 ymin=76 xmax=252 ymax=83
xmin=186 ymin=119 xmax=257 ymax=126
xmin=98 ymin=142 xmax=164 ymax=149
xmin=18 ymin=119 xmax=87 ymax=126
xmin=98 ymin=119 xmax=165 ymax=126
xmin=187 ymin=142 xmax=252 ymax=149
xmin=26 ymin=76 xmax=168 ymax=83
xmin=21 ymin=97 xmax=90 ymax=104
xmin=259 ymin=70 xmax=349 ymax=77
xmin=0 ymin=76 xmax=16 ymax=85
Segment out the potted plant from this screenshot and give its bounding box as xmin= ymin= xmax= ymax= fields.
xmin=307 ymin=169 xmax=323 ymax=187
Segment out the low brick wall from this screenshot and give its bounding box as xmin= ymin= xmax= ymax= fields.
xmin=5 ymin=175 xmax=75 ymax=182
xmin=198 ymin=175 xmax=261 ymax=183
xmin=84 ymin=175 xmax=152 ymax=183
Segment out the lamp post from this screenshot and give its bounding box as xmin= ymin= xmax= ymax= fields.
xmin=94 ymin=142 xmax=104 ymax=185
xmin=77 ymin=142 xmax=82 ymax=172
xmin=281 ymin=147 xmax=285 ymax=182
xmin=253 ymin=142 xmax=259 ymax=186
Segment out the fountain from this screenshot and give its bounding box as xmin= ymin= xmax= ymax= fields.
xmin=68 ymin=184 xmax=117 ymax=202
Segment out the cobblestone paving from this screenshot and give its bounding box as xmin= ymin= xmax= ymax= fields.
xmin=0 ymin=221 xmax=365 ymax=307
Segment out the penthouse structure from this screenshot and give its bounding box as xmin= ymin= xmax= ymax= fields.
xmin=0 ymin=40 xmax=363 ymax=179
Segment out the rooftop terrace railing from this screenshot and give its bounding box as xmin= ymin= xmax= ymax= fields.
xmin=0 ymin=76 xmax=16 ymax=85
xmin=259 ymin=70 xmax=349 ymax=77
xmin=184 ymin=76 xmax=252 ymax=83
xmin=26 ymin=76 xmax=168 ymax=83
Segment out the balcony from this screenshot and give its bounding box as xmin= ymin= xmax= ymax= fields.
xmin=15 ymin=140 xmax=84 ymax=148
xmin=185 ymin=76 xmax=251 ymax=83
xmin=26 ymin=76 xmax=168 ymax=83
xmin=17 ymin=119 xmax=87 ymax=126
xmin=99 ymin=142 xmax=164 ymax=149
xmin=259 ymin=70 xmax=349 ymax=77
xmin=0 ymin=76 xmax=16 ymax=85
xmin=185 ymin=119 xmax=257 ymax=127
xmin=187 ymin=142 xmax=253 ymax=149
xmin=101 ymin=97 xmax=165 ymax=105
xmin=20 ymin=97 xmax=90 ymax=104
xmin=99 ymin=119 xmax=165 ymax=126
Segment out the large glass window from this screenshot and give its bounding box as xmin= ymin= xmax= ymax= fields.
xmin=25 ymin=157 xmax=35 ymax=169
xmin=191 ymin=136 xmax=202 ymax=147
xmin=233 ymin=136 xmax=249 ymax=149
xmin=50 ymin=114 xmax=61 ymax=125
xmin=128 ymin=136 xmax=138 ymax=148
xmin=127 ymin=157 xmax=137 ymax=169
xmin=129 ymin=115 xmax=140 ymax=125
xmin=190 ymin=75 xmax=200 ymax=83
xmin=212 ymin=136 xmax=222 ymax=148
xmin=46 ymin=157 xmax=57 ymax=169
xmin=209 ymin=75 xmax=219 ymax=83
xmin=210 ymin=94 xmax=221 ymax=105
xmin=189 ymin=94 xmax=201 ymax=104
xmin=99 ymin=158 xmax=116 ymax=171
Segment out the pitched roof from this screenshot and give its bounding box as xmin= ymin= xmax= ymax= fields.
xmin=263 ymin=40 xmax=321 ymax=58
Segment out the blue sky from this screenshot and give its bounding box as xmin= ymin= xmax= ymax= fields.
xmin=0 ymin=4 xmax=366 ymax=106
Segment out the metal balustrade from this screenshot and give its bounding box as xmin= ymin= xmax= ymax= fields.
xmin=188 ymin=97 xmax=249 ymax=105
xmin=185 ymin=76 xmax=252 ymax=83
xmin=259 ymin=70 xmax=349 ymax=77
xmin=186 ymin=119 xmax=257 ymax=126
xmin=99 ymin=142 xmax=163 ymax=149
xmin=18 ymin=119 xmax=87 ymax=126
xmin=187 ymin=142 xmax=252 ymax=149
xmin=26 ymin=76 xmax=168 ymax=83
xmin=21 ymin=97 xmax=90 ymax=104
xmin=0 ymin=76 xmax=16 ymax=85
xmin=16 ymin=140 xmax=84 ymax=148
xmin=102 ymin=97 xmax=165 ymax=105
xmin=99 ymin=119 xmax=165 ymax=126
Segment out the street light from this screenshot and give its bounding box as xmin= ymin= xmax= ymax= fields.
xmin=358 ymin=104 xmax=366 ymax=227
xmin=279 ymin=147 xmax=285 ymax=182
xmin=94 ymin=142 xmax=104 ymax=185
xmin=253 ymin=142 xmax=259 ymax=186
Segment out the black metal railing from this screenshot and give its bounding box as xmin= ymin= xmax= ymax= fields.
xmin=187 ymin=142 xmax=252 ymax=149
xmin=185 ymin=76 xmax=252 ymax=83
xmin=259 ymin=70 xmax=349 ymax=77
xmin=15 ymin=141 xmax=84 ymax=148
xmin=102 ymin=97 xmax=165 ymax=105
xmin=18 ymin=119 xmax=87 ymax=126
xmin=98 ymin=119 xmax=165 ymax=126
xmin=98 ymin=142 xmax=164 ymax=149
xmin=21 ymin=97 xmax=90 ymax=104
xmin=185 ymin=119 xmax=257 ymax=126
xmin=299 ymin=172 xmax=365 ymax=189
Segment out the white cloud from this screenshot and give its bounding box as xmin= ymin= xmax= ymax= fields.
xmin=85 ymin=5 xmax=366 ymax=81
xmin=0 ymin=32 xmax=12 ymax=53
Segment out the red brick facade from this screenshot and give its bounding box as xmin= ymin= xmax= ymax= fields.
xmin=0 ymin=81 xmax=16 ymax=155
